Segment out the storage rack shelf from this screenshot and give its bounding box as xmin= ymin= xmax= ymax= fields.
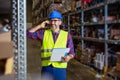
xmin=83 ymin=38 xmax=105 ymax=43
xmin=63 ymin=0 xmax=120 ymax=78
xmin=108 ymin=40 xmax=120 ymax=45
xmin=68 ymin=0 xmax=120 ymax=14
xmin=32 ymin=0 xmax=53 ymax=25
xmin=83 ymin=38 xmax=120 ymax=45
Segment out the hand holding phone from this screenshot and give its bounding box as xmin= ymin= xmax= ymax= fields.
xmin=40 ymin=20 xmax=50 ymax=28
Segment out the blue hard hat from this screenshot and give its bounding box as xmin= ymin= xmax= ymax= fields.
xmin=49 ymin=10 xmax=62 ymax=20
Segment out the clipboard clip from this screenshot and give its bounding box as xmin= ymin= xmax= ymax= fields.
xmin=64 ymin=52 xmax=68 ymax=56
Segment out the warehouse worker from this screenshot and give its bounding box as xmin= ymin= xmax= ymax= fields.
xmin=27 ymin=10 xmax=75 ymax=80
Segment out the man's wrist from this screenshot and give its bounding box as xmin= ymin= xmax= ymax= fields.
xmin=68 ymin=54 xmax=74 ymax=59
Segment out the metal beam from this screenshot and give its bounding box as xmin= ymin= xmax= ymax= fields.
xmin=11 ymin=0 xmax=27 ymax=80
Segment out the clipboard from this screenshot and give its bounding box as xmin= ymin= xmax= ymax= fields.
xmin=50 ymin=48 xmax=70 ymax=61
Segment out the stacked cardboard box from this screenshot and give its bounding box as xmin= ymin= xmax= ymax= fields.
xmin=80 ymin=49 xmax=91 ymax=65
xmin=0 ymin=31 xmax=13 ymax=59
xmin=0 ymin=31 xmax=13 ymax=75
xmin=71 ymin=0 xmax=76 ymax=11
xmin=49 ymin=3 xmax=63 ymax=13
xmin=116 ymin=52 xmax=120 ymax=72
xmin=48 ymin=0 xmax=77 ymax=13
xmin=110 ymin=29 xmax=120 ymax=40
xmin=79 ymin=47 xmax=95 ymax=65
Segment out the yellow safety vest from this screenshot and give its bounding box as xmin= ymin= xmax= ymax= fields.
xmin=41 ymin=29 xmax=68 ymax=68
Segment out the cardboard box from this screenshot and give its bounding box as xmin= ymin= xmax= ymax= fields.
xmin=71 ymin=0 xmax=76 ymax=11
xmin=110 ymin=29 xmax=120 ymax=39
xmin=0 ymin=31 xmax=11 ymax=42
xmin=0 ymin=41 xmax=13 ymax=59
xmin=0 ymin=31 xmax=13 ymax=59
xmin=117 ymin=52 xmax=120 ymax=63
xmin=116 ymin=63 xmax=120 ymax=72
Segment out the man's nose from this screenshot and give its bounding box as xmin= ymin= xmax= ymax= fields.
xmin=51 ymin=21 xmax=56 ymax=24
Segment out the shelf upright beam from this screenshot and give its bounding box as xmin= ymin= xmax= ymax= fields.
xmin=11 ymin=0 xmax=18 ymax=79
xmin=81 ymin=8 xmax=84 ymax=51
xmin=104 ymin=0 xmax=108 ymax=74
xmin=11 ymin=0 xmax=27 ymax=80
xmin=68 ymin=14 xmax=71 ymax=33
xmin=52 ymin=0 xmax=55 ymax=11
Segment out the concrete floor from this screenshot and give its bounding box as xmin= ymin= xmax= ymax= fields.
xmin=27 ymin=59 xmax=97 ymax=80
xmin=67 ymin=59 xmax=96 ymax=80
xmin=0 ymin=59 xmax=112 ymax=80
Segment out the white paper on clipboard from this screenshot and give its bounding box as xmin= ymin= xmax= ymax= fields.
xmin=50 ymin=48 xmax=70 ymax=61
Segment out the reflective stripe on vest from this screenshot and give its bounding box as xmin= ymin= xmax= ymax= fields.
xmin=41 ymin=29 xmax=68 ymax=68
xmin=41 ymin=56 xmax=50 ymax=60
xmin=41 ymin=49 xmax=53 ymax=52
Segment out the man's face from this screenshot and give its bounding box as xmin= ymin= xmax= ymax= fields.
xmin=49 ymin=18 xmax=62 ymax=30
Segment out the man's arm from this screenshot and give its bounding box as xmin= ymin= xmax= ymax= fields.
xmin=62 ymin=33 xmax=75 ymax=62
xmin=29 ymin=20 xmax=49 ymax=33
xmin=27 ymin=20 xmax=49 ymax=39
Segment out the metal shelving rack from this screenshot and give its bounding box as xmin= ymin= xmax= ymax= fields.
xmin=66 ymin=0 xmax=120 ymax=77
xmin=12 ymin=0 xmax=27 ymax=80
xmin=32 ymin=0 xmax=55 ymax=25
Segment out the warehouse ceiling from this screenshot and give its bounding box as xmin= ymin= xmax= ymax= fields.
xmin=0 ymin=0 xmax=11 ymax=14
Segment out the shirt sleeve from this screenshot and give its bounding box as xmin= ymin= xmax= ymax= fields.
xmin=27 ymin=29 xmax=44 ymax=41
xmin=67 ymin=33 xmax=75 ymax=56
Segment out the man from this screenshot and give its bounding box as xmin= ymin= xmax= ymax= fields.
xmin=27 ymin=10 xmax=75 ymax=80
